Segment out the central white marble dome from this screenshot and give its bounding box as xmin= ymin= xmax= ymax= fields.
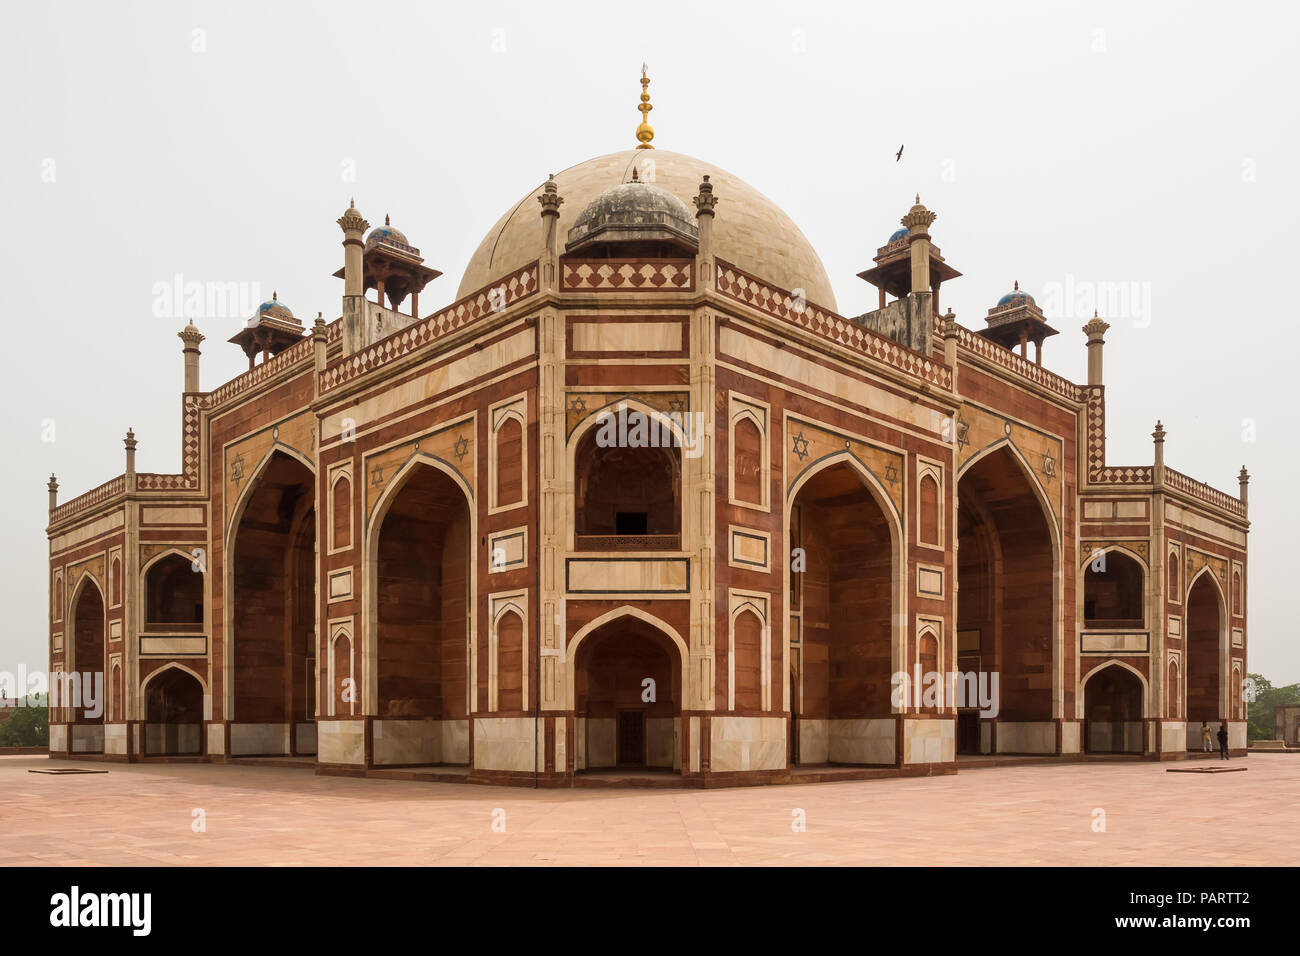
xmin=457 ymin=148 xmax=837 ymax=311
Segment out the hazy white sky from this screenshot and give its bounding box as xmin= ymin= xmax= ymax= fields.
xmin=2 ymin=0 xmax=1295 ymax=682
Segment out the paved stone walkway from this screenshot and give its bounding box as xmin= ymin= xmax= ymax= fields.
xmin=2 ymin=754 xmax=1294 ymax=866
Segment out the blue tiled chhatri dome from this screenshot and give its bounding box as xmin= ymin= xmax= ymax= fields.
xmin=366 ymin=215 xmax=411 ymax=250
xmin=888 ymin=227 xmax=908 ymax=242
xmin=255 ymin=291 xmax=294 ymax=321
xmin=997 ymin=280 xmax=1035 ymax=307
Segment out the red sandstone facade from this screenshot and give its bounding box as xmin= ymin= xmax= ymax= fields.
xmin=45 ymin=141 xmax=1250 ymax=786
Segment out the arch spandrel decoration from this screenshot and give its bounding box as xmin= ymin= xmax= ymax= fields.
xmin=1080 ymin=540 xmax=1150 ymax=568
xmin=955 ymin=402 xmax=1064 ymax=524
xmin=784 ymin=416 xmax=905 ymax=519
xmin=364 ymin=415 xmax=476 ymax=520
xmin=223 ymin=411 xmax=317 ymax=524
xmin=1184 ymin=547 xmax=1229 ymax=593
xmin=67 ymin=556 xmax=107 ymax=600
xmin=564 ymin=390 xmax=690 ymax=439
xmin=139 ymin=542 xmax=201 ymax=569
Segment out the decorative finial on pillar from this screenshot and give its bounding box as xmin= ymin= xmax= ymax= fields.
xmin=693 ymin=175 xmax=717 ymax=217
xmin=902 ymin=196 xmax=936 ymax=235
xmin=1238 ymin=465 xmax=1250 ymax=509
xmin=338 ymin=200 xmax=367 ymax=233
xmin=385 ymin=213 xmax=391 ymax=226
xmin=124 ymin=428 xmax=138 ymax=492
xmin=942 ymin=308 xmax=960 ymax=387
xmin=1152 ymin=420 xmax=1165 ymax=444
xmin=48 ymin=473 xmax=59 ymax=514
xmin=635 ymin=64 xmax=655 ymax=150
xmin=1083 ymin=312 xmax=1110 ymax=387
xmin=942 ymin=307 xmax=958 ymax=337
xmin=178 ymin=319 xmax=204 ymax=393
xmin=538 ymin=174 xmax=564 ymax=217
xmin=337 ymin=199 xmax=369 ymax=305
xmin=901 ymin=196 xmax=937 ymax=296
xmin=538 ymin=174 xmax=565 ymax=292
xmin=312 ymin=312 xmax=328 ymax=382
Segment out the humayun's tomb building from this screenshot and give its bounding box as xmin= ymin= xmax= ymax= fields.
xmin=45 ymin=74 xmax=1250 ymax=785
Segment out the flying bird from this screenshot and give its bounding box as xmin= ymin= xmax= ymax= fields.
xmin=895 ymin=144 xmax=904 ymax=162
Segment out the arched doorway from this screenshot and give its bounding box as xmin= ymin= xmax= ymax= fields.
xmin=372 ymin=460 xmax=471 ymax=767
xmin=573 ymin=614 xmax=683 ymax=773
xmin=144 ymin=667 xmax=205 ymax=756
xmin=788 ymin=458 xmax=896 ymax=766
xmin=1083 ymin=664 xmax=1145 ymax=754
xmin=957 ymin=445 xmax=1056 ymax=754
xmin=69 ymin=576 xmax=106 ymax=753
xmin=229 ymin=450 xmax=316 ymax=756
xmin=1185 ymin=571 xmax=1223 ymax=749
xmin=145 ymin=552 xmax=204 ymax=627
xmin=573 ymin=420 xmax=681 ymax=551
xmin=1083 ymin=549 xmax=1145 ymax=628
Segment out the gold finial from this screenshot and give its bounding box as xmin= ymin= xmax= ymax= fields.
xmin=635 ymin=63 xmax=655 ymax=150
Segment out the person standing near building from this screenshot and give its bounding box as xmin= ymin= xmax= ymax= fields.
xmin=1217 ymin=723 xmax=1230 ymax=760
xmin=1201 ymin=721 xmax=1212 ymax=753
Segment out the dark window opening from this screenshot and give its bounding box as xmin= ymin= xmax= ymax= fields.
xmin=616 ymin=511 xmax=648 ymax=535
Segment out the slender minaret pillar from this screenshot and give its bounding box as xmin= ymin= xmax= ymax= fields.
xmin=338 ymin=200 xmax=367 ymax=296
xmin=47 ymin=474 xmax=58 ymax=516
xmin=1152 ymin=421 xmax=1165 ymax=486
xmin=1083 ymin=312 xmax=1110 ymax=387
xmin=537 ymin=174 xmax=563 ymax=293
xmin=312 ymin=313 xmax=328 ymax=398
xmin=942 ymin=308 xmax=959 ymax=380
xmin=337 ymin=200 xmax=370 ymax=356
xmin=178 ymin=320 xmax=204 ymax=393
xmin=124 ymin=429 xmax=138 ymax=493
xmin=902 ymin=195 xmax=937 ymax=295
xmin=693 ymin=175 xmax=717 ymax=292
xmin=1238 ymin=466 xmax=1250 ymax=512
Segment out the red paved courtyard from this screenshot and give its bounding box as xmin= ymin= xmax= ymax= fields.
xmin=2 ymin=754 xmax=1294 ymax=866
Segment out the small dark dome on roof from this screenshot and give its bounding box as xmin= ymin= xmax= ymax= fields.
xmin=565 ymin=180 xmax=699 ymax=253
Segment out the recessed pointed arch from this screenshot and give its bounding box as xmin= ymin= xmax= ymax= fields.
xmin=1080 ymin=659 xmax=1147 ymax=754
xmin=224 ymin=446 xmax=316 ymax=755
xmin=1078 ymin=659 xmax=1149 ymax=714
xmin=67 ymin=572 xmax=106 ymax=742
xmin=785 ymin=449 xmax=904 ymax=766
xmin=364 ymin=453 xmax=474 ymax=767
xmin=568 ymin=398 xmax=687 ymax=550
xmin=1081 ymin=546 xmax=1146 ymax=628
xmin=142 ymin=663 xmax=207 ymax=756
xmin=363 ymin=453 xmax=476 ymax=718
xmin=569 ymin=606 xmax=687 ymax=773
xmin=1185 ymin=566 xmax=1227 ymax=727
xmin=958 ymin=437 xmax=1060 ymax=537
xmin=142 ymin=548 xmax=205 ymax=627
xmin=224 ymin=441 xmax=317 ymax=546
xmin=957 ymin=440 xmax=1062 ymax=741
